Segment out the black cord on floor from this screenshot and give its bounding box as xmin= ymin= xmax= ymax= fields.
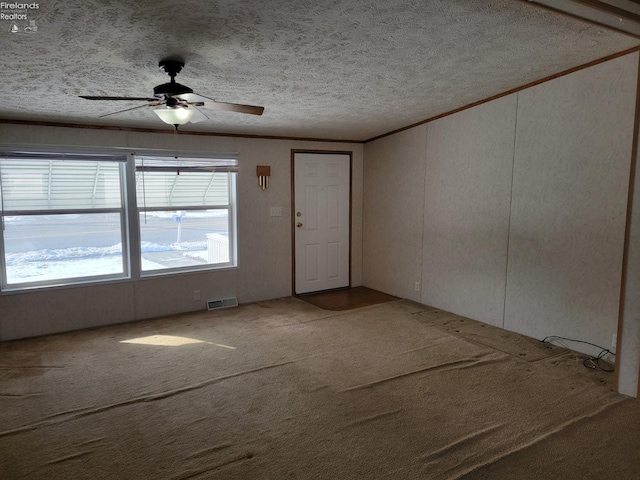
xmin=541 ymin=335 xmax=615 ymax=372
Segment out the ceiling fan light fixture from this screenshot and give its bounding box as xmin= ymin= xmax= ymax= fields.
xmin=154 ymin=106 xmax=195 ymax=125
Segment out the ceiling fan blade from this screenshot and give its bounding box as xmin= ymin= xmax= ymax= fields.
xmin=203 ymin=101 xmax=264 ymax=116
xmin=188 ymin=106 xmax=209 ymax=124
xmin=80 ymin=96 xmax=158 ymax=102
xmin=174 ymin=93 xmax=212 ymax=103
xmin=175 ymin=93 xmax=264 ymax=116
xmin=98 ymin=103 xmax=156 ymax=118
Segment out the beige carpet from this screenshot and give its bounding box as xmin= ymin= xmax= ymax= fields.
xmin=1 ymin=298 xmax=638 ymax=479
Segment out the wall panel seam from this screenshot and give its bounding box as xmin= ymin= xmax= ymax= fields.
xmin=502 ymin=94 xmax=519 ymax=330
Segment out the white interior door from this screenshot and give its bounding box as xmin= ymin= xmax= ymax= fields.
xmin=294 ymin=152 xmax=350 ymax=294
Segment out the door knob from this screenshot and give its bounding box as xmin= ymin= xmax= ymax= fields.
xmin=296 ymin=222 xmax=303 ymax=228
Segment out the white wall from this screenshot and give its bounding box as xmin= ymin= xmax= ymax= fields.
xmin=363 ymin=52 xmax=639 ymax=395
xmin=362 ymin=127 xmax=426 ymax=301
xmin=0 ymin=125 xmax=363 ymax=340
xmin=504 ymin=55 xmax=636 ymax=346
xmin=422 ymin=95 xmax=517 ymax=327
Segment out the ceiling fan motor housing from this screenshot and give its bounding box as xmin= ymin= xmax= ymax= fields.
xmin=154 ymin=59 xmax=194 ymax=98
xmin=153 ymin=82 xmax=194 ymax=98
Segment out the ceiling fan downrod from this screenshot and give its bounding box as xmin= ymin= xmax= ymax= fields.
xmin=159 ymin=59 xmax=183 ymax=82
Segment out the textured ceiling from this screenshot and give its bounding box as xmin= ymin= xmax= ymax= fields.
xmin=1 ymin=0 xmax=638 ymax=141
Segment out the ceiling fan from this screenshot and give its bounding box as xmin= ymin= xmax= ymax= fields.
xmin=79 ymin=59 xmax=264 ymax=129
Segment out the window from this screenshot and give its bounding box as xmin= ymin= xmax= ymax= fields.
xmin=0 ymin=152 xmax=128 ymax=289
xmin=0 ymin=150 xmax=237 ymax=291
xmin=135 ymin=155 xmax=237 ymax=274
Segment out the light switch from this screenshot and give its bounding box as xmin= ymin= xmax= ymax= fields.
xmin=270 ymin=207 xmax=282 ymax=217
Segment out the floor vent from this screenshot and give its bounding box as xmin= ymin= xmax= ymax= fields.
xmin=207 ymin=297 xmax=238 ymax=311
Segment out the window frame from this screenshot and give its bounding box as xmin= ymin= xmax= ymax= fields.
xmin=0 ymin=154 xmax=130 ymax=291
xmin=133 ymin=154 xmax=238 ymax=276
xmin=0 ymin=149 xmax=238 ymax=293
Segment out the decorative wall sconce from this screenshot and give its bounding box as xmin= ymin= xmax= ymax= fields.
xmin=257 ymin=165 xmax=271 ymax=190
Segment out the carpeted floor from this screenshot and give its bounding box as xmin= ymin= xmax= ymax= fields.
xmin=1 ymin=298 xmax=638 ymax=479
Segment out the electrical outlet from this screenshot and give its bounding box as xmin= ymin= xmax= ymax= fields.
xmin=414 ymin=281 xmax=420 ymax=292
xmin=193 ymin=290 xmax=200 ymax=301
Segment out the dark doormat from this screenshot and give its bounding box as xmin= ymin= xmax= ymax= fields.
xmin=297 ymin=286 xmax=398 ymax=311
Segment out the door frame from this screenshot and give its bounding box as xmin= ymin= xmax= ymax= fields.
xmin=291 ymin=149 xmax=353 ymax=296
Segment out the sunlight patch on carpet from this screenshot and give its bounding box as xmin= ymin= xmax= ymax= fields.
xmin=120 ymin=335 xmax=236 ymax=349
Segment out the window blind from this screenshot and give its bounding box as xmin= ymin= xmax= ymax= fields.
xmin=135 ymin=155 xmax=237 ymax=208
xmin=0 ymin=152 xmax=125 ymax=212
